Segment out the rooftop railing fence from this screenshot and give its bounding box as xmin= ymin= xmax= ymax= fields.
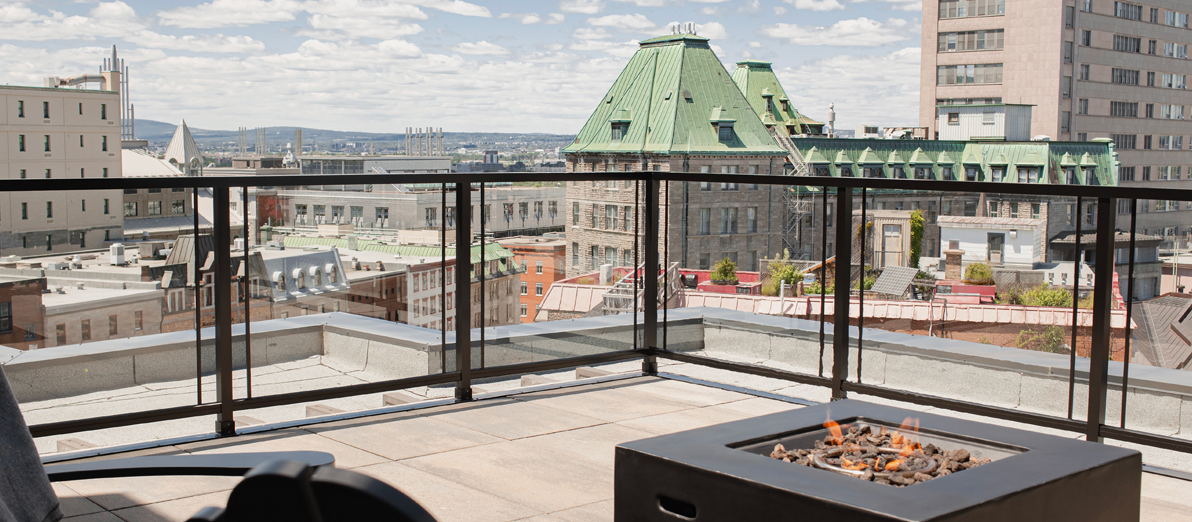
xmin=6 ymin=170 xmax=1191 ymax=459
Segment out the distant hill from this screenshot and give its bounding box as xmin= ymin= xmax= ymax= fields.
xmin=132 ymin=119 xmax=575 ymax=150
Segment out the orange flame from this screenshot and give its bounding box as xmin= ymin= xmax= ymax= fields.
xmin=841 ymin=457 xmax=870 ymax=471
xmin=824 ymin=420 xmax=843 ymax=445
xmin=885 ymin=459 xmax=903 ymax=471
xmin=897 ymin=417 xmax=922 ymax=452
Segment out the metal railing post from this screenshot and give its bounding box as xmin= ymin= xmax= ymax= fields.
xmin=454 ymin=183 xmax=473 ymax=400
xmin=1087 ymin=197 xmax=1116 ymax=442
xmin=213 ymin=187 xmax=235 ymax=435
xmin=831 ymin=187 xmax=853 ymax=400
xmin=643 ymin=176 xmax=660 ymax=374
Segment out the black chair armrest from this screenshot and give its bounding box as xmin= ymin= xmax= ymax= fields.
xmin=45 ymin=451 xmax=336 ymax=482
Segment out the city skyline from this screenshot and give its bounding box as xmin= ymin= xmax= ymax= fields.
xmin=0 ymin=0 xmax=921 ymax=134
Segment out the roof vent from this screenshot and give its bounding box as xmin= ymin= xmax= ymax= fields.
xmin=682 ymin=90 xmax=692 ymax=101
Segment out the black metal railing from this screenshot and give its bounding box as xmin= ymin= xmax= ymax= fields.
xmin=6 ymin=170 xmax=1191 ymax=458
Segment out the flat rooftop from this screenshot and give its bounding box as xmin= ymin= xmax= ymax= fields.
xmin=43 ymin=374 xmax=1192 ymax=521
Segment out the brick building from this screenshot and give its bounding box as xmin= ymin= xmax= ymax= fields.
xmin=0 ymin=277 xmax=45 ymax=349
xmin=497 ymin=236 xmax=567 ymax=322
xmin=563 ymin=32 xmax=788 ymax=275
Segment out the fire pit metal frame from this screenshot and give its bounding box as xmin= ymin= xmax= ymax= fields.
xmin=615 ymin=400 xmax=1142 ymax=522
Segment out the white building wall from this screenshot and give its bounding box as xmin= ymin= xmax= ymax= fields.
xmin=940 ymin=225 xmax=1040 ymax=266
xmin=0 ymin=86 xmax=123 ymax=255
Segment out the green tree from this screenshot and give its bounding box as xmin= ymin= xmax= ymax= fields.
xmin=964 ymin=263 xmax=994 ymax=285
xmin=711 ymin=257 xmax=738 ymax=284
xmin=1016 ymin=325 xmax=1068 ymax=353
xmin=909 ymin=209 xmax=925 ymax=269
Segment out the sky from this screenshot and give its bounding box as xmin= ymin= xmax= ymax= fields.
xmin=0 ymin=0 xmax=923 ymax=134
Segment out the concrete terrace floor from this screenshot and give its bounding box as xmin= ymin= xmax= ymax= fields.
xmin=44 ymin=373 xmax=1192 ymax=522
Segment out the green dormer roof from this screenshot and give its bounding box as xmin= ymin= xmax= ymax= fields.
xmin=730 ymin=59 xmax=824 ymax=138
xmin=935 ymin=150 xmax=955 ymax=164
xmin=1080 ymin=152 xmax=1099 ymax=166
xmin=1059 ymin=152 xmax=1078 ymax=166
xmin=857 ymin=147 xmax=882 ymax=164
xmin=804 ymin=146 xmax=829 ymax=164
xmin=563 ymin=34 xmax=784 ymax=156
xmin=833 ymin=150 xmax=851 ymax=164
xmin=990 ymin=152 xmax=1009 ymax=165
xmin=907 ymin=147 xmax=931 ymax=164
xmin=887 ymin=149 xmax=905 ymax=163
xmin=1017 ymin=150 xmax=1046 ymax=165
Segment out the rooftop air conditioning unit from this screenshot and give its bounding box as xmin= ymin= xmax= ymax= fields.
xmin=110 ymin=244 xmax=125 ymax=266
xmin=234 ymin=238 xmax=246 ymax=251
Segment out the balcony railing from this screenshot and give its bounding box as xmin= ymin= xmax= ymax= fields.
xmin=5 ymin=170 xmax=1192 ymax=464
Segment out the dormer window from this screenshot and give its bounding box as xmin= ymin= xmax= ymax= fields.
xmin=780 ymin=100 xmax=789 ymax=112
xmin=766 ymin=98 xmax=774 ymax=113
xmin=1084 ymin=167 xmax=1097 ymax=185
xmin=611 ymin=122 xmax=625 ymax=142
xmin=718 ymin=122 xmax=733 ymax=141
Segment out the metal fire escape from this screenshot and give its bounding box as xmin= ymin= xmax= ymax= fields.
xmin=602 ymin=262 xmax=683 ymax=314
xmin=770 ymin=127 xmax=814 ymax=259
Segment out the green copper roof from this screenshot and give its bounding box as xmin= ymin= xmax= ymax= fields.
xmin=730 ymin=60 xmax=825 ymax=138
xmin=564 ymin=35 xmax=784 ymax=156
xmin=791 ymin=138 xmax=1119 ymax=186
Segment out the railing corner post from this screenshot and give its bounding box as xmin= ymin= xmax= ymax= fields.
xmin=213 ymin=186 xmax=236 ymax=435
xmin=643 ymin=176 xmax=661 ymax=374
xmin=454 ymin=182 xmax=474 ymax=401
xmin=831 ymin=186 xmax=853 ymax=401
xmin=1086 ymin=196 xmax=1116 ymax=442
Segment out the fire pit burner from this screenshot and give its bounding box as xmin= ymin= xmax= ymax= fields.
xmin=770 ymin=421 xmax=989 ymax=485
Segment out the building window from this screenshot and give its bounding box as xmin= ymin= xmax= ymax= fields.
xmin=1161 ymin=73 xmax=1187 ymax=89
xmin=44 ymin=135 xmax=50 ymax=152
xmin=45 ymin=234 xmax=51 ymax=251
xmin=46 ymin=201 xmax=52 ymax=219
xmin=1158 ymin=105 xmax=1185 ymax=120
xmin=1111 ymin=68 xmax=1139 ymax=85
xmin=81 ymin=199 xmax=86 ymax=212
xmin=1163 ymin=42 xmax=1189 ymax=58
xmin=0 ymin=303 xmax=10 ymax=334
xmin=746 ymin=207 xmax=758 ymax=233
xmin=1121 ymin=166 xmax=1136 ymax=181
xmin=572 ymin=242 xmax=579 ymax=266
xmin=521 ymin=281 xmax=528 ymax=295
xmin=172 ymin=200 xmax=185 ymax=215
xmin=521 ymin=304 xmax=528 ymax=318
xmin=135 ymin=311 xmax=143 ymax=330
xmin=81 ymin=320 xmax=91 ymax=342
xmin=536 ymin=282 xmax=543 ymax=296
xmin=1078 ymin=99 xmax=1088 ymax=115
xmin=700 ymin=208 xmax=711 ymax=235
xmin=699 ymin=253 xmax=711 ymax=270
xmin=1079 ymin=64 xmax=1089 ymax=81
xmin=55 ymin=324 xmax=65 ymax=345
xmin=148 ymin=201 xmax=162 ymax=216
xmin=610 ymin=122 xmax=624 ymax=142
xmin=1149 ymin=40 xmax=1157 ymax=55
xmin=42 ymin=101 xmax=49 ymax=118
xmin=937 ymin=30 xmax=1005 ymax=52
xmin=1166 ymin=10 xmax=1190 ymax=28
xmin=936 ymin=63 xmax=1003 ymax=85
xmin=1110 ymin=134 xmax=1137 ymax=149
xmin=606 ymin=204 xmax=618 ymax=229
xmin=1114 ymin=2 xmax=1142 ymax=20
xmin=717 ymin=122 xmax=733 ymax=141
xmin=591 ymin=203 xmax=599 ymax=228
xmin=572 ymin=202 xmax=579 ymax=224
xmin=17 ymin=100 xmax=23 ymax=118
xmin=1112 ymin=35 xmax=1141 ymax=53
xmin=623 ymin=206 xmax=632 ymax=231
xmin=20 ymin=202 xmax=27 ymax=220
xmin=124 ymin=202 xmax=137 ymax=217
xmin=720 ymin=207 xmax=738 ymax=234
xmin=17 ymin=134 xmax=24 ymax=152
xmin=939 ymin=0 xmax=1005 ymax=19
xmin=1081 ymin=30 xmax=1091 ymax=46
xmin=102 ymin=135 xmax=108 ymax=151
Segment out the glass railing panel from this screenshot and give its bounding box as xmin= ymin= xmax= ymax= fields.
xmin=11 ymin=183 xmax=210 ymax=454
xmin=462 ymin=176 xmax=643 ymax=391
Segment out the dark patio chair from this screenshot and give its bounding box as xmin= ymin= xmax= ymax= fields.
xmin=0 ymin=366 xmax=435 ymax=522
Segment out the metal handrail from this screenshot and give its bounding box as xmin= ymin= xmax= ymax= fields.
xmin=10 ymin=171 xmax=1190 ymax=457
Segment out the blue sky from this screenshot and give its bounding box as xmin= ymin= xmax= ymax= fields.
xmin=0 ymin=0 xmax=922 ymax=134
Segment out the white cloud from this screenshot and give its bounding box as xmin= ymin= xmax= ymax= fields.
xmin=451 ymin=40 xmax=510 ymax=55
xmin=774 ymin=6 xmax=789 ymax=14
xmin=759 ymin=17 xmax=916 ymax=47
xmin=587 ymin=13 xmax=658 ymax=34
xmin=698 ymin=7 xmax=720 ymax=15
xmin=128 ymin=32 xmax=267 ymax=53
xmin=157 ymin=0 xmax=300 ymax=28
xmin=738 ymin=0 xmax=760 ymax=12
xmin=774 ymin=47 xmax=920 ymax=129
xmin=787 ymin=0 xmax=845 ymax=11
xmin=572 ymin=27 xmax=612 ymax=39
xmin=559 ymin=0 xmax=603 ymax=14
xmin=567 ymin=38 xmax=638 ymax=58
xmin=611 ymin=0 xmax=671 ymax=6
xmin=402 ymin=0 xmax=491 ymax=17
xmin=690 ymin=0 xmax=731 ymax=3
xmin=697 ymin=21 xmax=727 ymax=40
xmin=500 ymin=12 xmax=564 ymax=24
xmin=852 ymin=0 xmax=921 ymax=11
xmin=298 ymin=14 xmax=424 ymax=39
xmin=741 ymin=50 xmax=751 ymax=59
xmin=748 ymin=41 xmax=766 ymax=49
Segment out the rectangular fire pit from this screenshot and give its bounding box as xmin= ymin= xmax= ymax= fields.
xmin=615 ymin=400 xmax=1141 ymax=521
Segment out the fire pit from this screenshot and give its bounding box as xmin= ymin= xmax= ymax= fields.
xmin=615 ymin=400 xmax=1141 ymax=521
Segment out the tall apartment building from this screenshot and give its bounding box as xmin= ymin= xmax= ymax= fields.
xmin=563 ymin=33 xmax=787 ymax=276
xmin=920 ymin=0 xmax=1192 ymax=242
xmin=497 ymin=236 xmax=567 ymax=323
xmin=1 ymin=77 xmax=124 ymax=255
